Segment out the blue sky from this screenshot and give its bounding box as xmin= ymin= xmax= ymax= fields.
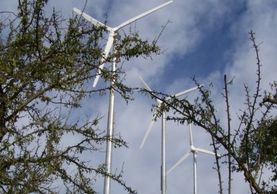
xmin=1 ymin=0 xmax=277 ymax=193
xmin=164 ymin=1 xmax=247 ymax=81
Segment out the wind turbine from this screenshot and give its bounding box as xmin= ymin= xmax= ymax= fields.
xmin=73 ymin=2 xmax=173 ymax=194
xmin=138 ymin=76 xmax=201 ymax=194
xmin=167 ymin=123 xmax=216 ymax=194
xmin=73 ymin=0 xmax=173 ymax=88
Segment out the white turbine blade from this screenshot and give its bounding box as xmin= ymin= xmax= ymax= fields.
xmin=103 ymin=34 xmax=115 ymax=58
xmin=173 ymin=85 xmax=203 ymax=98
xmin=138 ymin=75 xmax=152 ymax=91
xmin=165 ymin=85 xmax=203 ymax=101
xmin=138 ymin=75 xmax=163 ymax=104
xmin=139 ymin=119 xmax=155 ymax=149
xmin=93 ymin=34 xmax=114 ymax=87
xmin=167 ymin=151 xmax=190 ymax=175
xmin=193 ymin=147 xmax=215 ymax=156
xmin=114 ymin=0 xmax=173 ymax=31
xmin=73 ymin=8 xmax=113 ymax=31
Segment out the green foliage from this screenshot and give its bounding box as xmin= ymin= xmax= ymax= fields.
xmin=238 ymin=114 xmax=277 ymax=193
xmin=0 ymin=0 xmax=159 ymax=193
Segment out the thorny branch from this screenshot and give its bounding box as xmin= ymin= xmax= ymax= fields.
xmin=140 ymin=30 xmax=276 ymax=194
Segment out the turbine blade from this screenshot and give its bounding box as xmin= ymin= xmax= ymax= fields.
xmin=73 ymin=8 xmax=113 ymax=31
xmin=194 ymin=147 xmax=215 ymax=156
xmin=92 ymin=33 xmax=114 ymax=87
xmin=173 ymin=85 xmax=202 ymax=98
xmin=138 ymin=75 xmax=152 ymax=91
xmin=139 ymin=119 xmax=155 ymax=149
xmin=167 ymin=151 xmax=190 ymax=175
xmin=138 ymin=75 xmax=162 ymax=104
xmin=114 ymin=0 xmax=173 ymax=31
xmin=165 ymin=84 xmax=203 ymax=101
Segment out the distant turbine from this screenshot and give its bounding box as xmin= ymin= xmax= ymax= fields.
xmin=73 ymin=2 xmax=173 ymax=194
xmin=139 ymin=75 xmax=201 ymax=194
xmin=167 ymin=123 xmax=216 ymax=194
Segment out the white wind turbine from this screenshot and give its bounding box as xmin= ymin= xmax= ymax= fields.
xmin=73 ymin=2 xmax=173 ymax=194
xmin=139 ymin=76 xmax=201 ymax=194
xmin=167 ymin=123 xmax=216 ymax=194
xmin=73 ymin=0 xmax=173 ymax=88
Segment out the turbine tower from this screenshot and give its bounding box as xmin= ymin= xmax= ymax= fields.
xmin=139 ymin=76 xmax=200 ymax=194
xmin=167 ymin=123 xmax=216 ymax=194
xmin=73 ymin=2 xmax=173 ymax=194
